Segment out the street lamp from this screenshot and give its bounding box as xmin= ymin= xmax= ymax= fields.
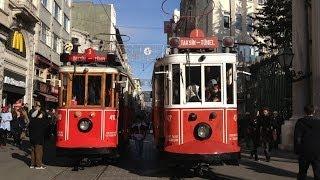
xmin=278 ymin=47 xmax=294 ymax=69
xmin=278 ymin=47 xmax=312 ymax=82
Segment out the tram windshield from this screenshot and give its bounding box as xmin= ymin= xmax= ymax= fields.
xmin=186 ymin=66 xmax=201 ymax=102
xmin=88 ymin=76 xmax=102 ymax=105
xmin=72 ymin=75 xmax=85 ymax=105
xmin=205 ymin=66 xmax=221 ymax=102
xmin=60 ymin=73 xmax=115 ymax=107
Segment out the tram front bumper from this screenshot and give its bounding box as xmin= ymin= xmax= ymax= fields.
xmin=164 ymin=140 xmax=240 ymax=165
xmin=165 ymin=140 xmax=240 ymax=154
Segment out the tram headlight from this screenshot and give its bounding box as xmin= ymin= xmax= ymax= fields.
xmin=194 ymin=123 xmax=212 ymax=140
xmin=78 ymin=118 xmax=93 ymax=133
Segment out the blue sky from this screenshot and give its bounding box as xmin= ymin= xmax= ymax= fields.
xmin=102 ymin=0 xmax=181 ymax=90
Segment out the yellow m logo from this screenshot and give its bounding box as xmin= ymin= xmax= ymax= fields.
xmin=12 ymin=31 xmax=25 ymax=53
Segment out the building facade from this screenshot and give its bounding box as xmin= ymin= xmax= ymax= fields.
xmin=71 ymin=2 xmax=130 ymax=76
xmin=33 ymin=0 xmax=71 ymax=109
xmin=0 ymin=0 xmax=39 ymax=107
xmin=280 ymin=0 xmax=320 ymax=150
xmin=178 ymin=0 xmax=264 ymax=62
xmin=71 ymin=2 xmax=116 ymax=53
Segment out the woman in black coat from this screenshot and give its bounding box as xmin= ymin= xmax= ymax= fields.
xmin=11 ymin=109 xmax=26 ymax=146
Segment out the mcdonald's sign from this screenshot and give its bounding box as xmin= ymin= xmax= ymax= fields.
xmin=7 ymin=31 xmax=26 ymax=57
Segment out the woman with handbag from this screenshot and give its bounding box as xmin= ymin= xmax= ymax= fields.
xmin=11 ymin=108 xmax=26 ymax=147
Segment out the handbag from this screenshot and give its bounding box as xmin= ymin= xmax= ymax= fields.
xmin=20 ymin=131 xmax=26 ymax=140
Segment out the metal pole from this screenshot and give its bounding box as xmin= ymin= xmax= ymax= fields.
xmin=229 ymin=0 xmax=232 ymax=36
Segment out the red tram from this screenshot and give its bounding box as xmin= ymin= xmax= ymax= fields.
xmin=152 ymin=29 xmax=240 ymax=167
xmin=56 ymin=48 xmax=135 ymax=157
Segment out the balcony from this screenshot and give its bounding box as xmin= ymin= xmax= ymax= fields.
xmin=11 ymin=0 xmax=39 ymax=24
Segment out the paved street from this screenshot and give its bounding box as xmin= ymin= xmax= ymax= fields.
xmin=0 ymin=135 xmax=315 ymax=180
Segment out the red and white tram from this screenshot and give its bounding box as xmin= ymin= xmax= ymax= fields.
xmin=152 ymin=29 xmax=240 ymax=166
xmin=56 ymin=48 xmax=135 ymax=157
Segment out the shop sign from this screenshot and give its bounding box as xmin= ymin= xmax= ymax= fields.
xmin=4 ymin=76 xmax=26 ymax=88
xmin=7 ymin=31 xmax=26 ymax=57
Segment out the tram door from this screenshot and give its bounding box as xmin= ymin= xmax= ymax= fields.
xmin=153 ymin=66 xmax=165 ymax=148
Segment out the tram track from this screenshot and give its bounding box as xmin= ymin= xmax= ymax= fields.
xmin=50 ymin=167 xmax=71 ymax=180
xmin=93 ymin=165 xmax=109 ymax=180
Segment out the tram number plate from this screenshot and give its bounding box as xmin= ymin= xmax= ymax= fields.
xmin=229 ymin=133 xmax=238 ymax=141
xmin=168 ymin=135 xmax=179 ymax=142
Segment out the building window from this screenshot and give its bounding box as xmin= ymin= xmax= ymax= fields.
xmin=40 ymin=22 xmax=51 ymax=47
xmin=41 ymin=0 xmax=48 ymax=9
xmin=52 ymin=34 xmax=58 ymax=52
xmin=236 ymin=14 xmax=242 ymax=30
xmin=247 ymin=14 xmax=253 ymax=32
xmin=224 ymin=15 xmax=230 ymax=28
xmin=0 ymin=0 xmax=4 ymax=10
xmin=40 ymin=22 xmax=49 ymax=44
xmin=63 ymin=14 xmax=70 ymax=32
xmin=53 ymin=1 xmax=61 ymax=23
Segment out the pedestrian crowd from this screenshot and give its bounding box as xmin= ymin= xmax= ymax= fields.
xmin=245 ymin=107 xmax=283 ymax=162
xmin=243 ymin=105 xmax=320 ymax=180
xmin=0 ymin=100 xmax=57 ymax=170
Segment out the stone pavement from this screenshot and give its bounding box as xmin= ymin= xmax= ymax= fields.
xmin=0 ymin=135 xmax=316 ymax=180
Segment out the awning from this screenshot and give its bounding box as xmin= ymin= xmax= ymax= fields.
xmin=39 ymin=93 xmax=58 ymax=102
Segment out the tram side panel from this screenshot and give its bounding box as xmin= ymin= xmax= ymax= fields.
xmin=226 ymin=109 xmax=238 ymax=147
xmin=152 ymin=106 xmax=165 ymax=148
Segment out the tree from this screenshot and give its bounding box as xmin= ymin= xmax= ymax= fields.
xmin=251 ymin=0 xmax=292 ymax=57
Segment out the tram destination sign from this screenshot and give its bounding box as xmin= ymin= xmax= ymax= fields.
xmin=178 ymin=37 xmax=218 ymax=49
xmin=68 ymin=48 xmax=107 ymax=63
xmin=170 ymin=29 xmax=219 ymax=49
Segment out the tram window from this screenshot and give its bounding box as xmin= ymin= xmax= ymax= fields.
xmin=61 ymin=75 xmax=67 ymax=106
xmin=172 ymin=64 xmax=180 ymax=104
xmin=88 ymin=76 xmax=102 ymax=105
xmin=186 ymin=66 xmax=201 ymax=102
xmin=105 ymin=74 xmax=112 ymax=107
xmin=164 ymin=65 xmax=169 ymax=105
xmin=72 ymin=75 xmax=85 ymax=105
xmin=205 ymin=66 xmax=221 ymax=102
xmin=154 ymin=66 xmax=164 ymax=107
xmin=226 ymin=63 xmax=234 ymax=104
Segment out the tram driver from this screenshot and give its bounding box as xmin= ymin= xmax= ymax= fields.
xmin=205 ymin=79 xmax=221 ymax=102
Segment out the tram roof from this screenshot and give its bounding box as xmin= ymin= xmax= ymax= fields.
xmin=59 ymin=66 xmax=119 ymax=74
xmin=155 ymin=53 xmax=237 ymax=66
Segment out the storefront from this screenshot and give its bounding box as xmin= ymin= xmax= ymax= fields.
xmin=2 ymin=70 xmax=26 ymax=106
xmin=33 ymin=80 xmax=59 ymax=109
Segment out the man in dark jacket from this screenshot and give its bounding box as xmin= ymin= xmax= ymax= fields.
xmin=258 ymin=108 xmax=275 ymax=162
xmin=294 ymin=105 xmax=320 ymax=180
xmin=28 ymin=102 xmax=49 ymax=169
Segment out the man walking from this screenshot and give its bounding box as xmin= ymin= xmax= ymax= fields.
xmin=28 ymin=102 xmax=48 ymax=169
xmin=294 ymin=105 xmax=320 ymax=180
